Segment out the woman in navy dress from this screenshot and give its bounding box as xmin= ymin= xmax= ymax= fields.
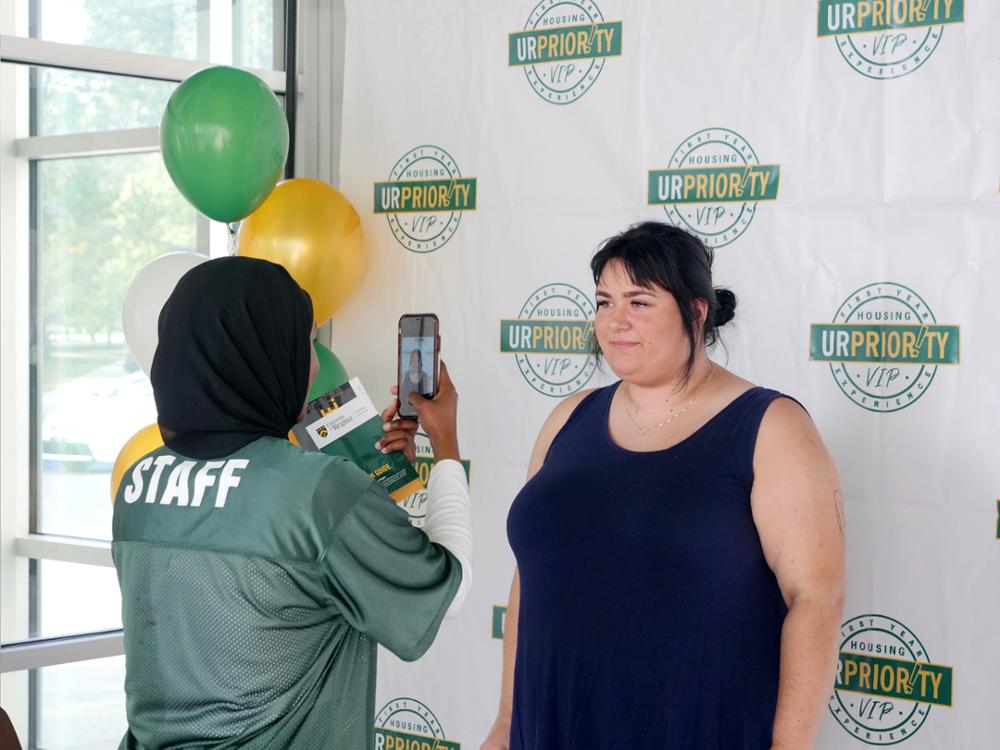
xmin=482 ymin=223 xmax=846 ymax=750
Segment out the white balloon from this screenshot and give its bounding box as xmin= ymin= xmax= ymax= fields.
xmin=122 ymin=252 xmax=208 ymax=376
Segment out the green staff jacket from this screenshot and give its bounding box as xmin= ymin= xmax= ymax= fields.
xmin=112 ymin=436 xmax=461 ymax=749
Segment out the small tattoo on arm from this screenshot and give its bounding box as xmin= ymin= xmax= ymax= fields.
xmin=833 ymin=490 xmax=846 ymax=543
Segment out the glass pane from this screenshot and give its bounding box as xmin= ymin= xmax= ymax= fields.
xmin=20 ymin=64 xmax=285 ymax=138
xmin=31 ymin=0 xmax=201 ymax=59
xmin=27 ymin=0 xmax=283 ymax=69
xmin=34 ymin=656 xmax=127 ymax=749
xmin=36 ymin=152 xmax=198 ymax=540
xmin=33 ymin=0 xmax=201 ymax=60
xmin=235 ymin=0 xmax=281 ymax=71
xmin=34 ymin=560 xmax=122 ymax=638
xmin=31 ymin=65 xmax=177 ymax=136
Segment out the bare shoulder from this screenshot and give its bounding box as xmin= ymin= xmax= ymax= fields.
xmin=758 ymin=396 xmax=822 ymax=451
xmin=547 ymin=387 xmax=598 ymax=426
xmin=709 ymin=366 xmax=756 ymax=406
xmin=754 ymin=394 xmax=835 ymax=482
xmin=526 ymin=387 xmax=600 ymax=480
xmin=751 ymin=393 xmax=845 ymax=602
xmin=535 ymin=387 xmax=599 ymax=450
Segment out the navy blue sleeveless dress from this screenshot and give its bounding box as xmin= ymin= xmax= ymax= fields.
xmin=506 ymin=384 xmax=790 ymax=750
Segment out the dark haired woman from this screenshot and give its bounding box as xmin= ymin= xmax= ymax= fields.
xmin=113 ymin=257 xmax=471 ymax=749
xmin=399 ymin=347 xmax=431 ymax=414
xmin=482 ymin=222 xmax=844 ymax=750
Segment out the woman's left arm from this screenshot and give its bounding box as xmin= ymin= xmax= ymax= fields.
xmin=751 ymin=398 xmax=846 ymax=750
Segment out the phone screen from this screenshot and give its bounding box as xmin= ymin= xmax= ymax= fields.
xmin=398 ymin=316 xmax=438 ymax=418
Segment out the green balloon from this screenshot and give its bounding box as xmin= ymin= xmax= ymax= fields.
xmin=161 ymin=66 xmax=288 ymax=222
xmin=307 ymin=342 xmax=349 ymax=401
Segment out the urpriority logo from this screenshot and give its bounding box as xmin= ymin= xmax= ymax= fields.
xmin=398 ymin=432 xmax=471 ymax=528
xmin=500 ymin=283 xmax=596 ymax=397
xmin=818 ymin=0 xmax=965 ymax=80
xmin=830 ymin=615 xmax=952 ymax=745
xmin=373 ymin=145 xmax=476 ymax=253
xmin=648 ymin=128 xmax=780 ymax=248
xmin=375 ymin=697 xmax=460 ymax=750
xmin=810 ymin=282 xmax=960 ymax=412
xmin=508 ymin=0 xmax=622 ymax=105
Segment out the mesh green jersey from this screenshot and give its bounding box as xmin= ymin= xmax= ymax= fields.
xmin=112 ymin=436 xmax=461 ymax=749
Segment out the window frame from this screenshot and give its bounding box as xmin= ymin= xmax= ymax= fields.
xmin=0 ymin=5 xmax=299 ymax=746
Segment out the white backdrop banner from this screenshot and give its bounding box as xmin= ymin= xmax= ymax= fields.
xmin=332 ymin=2 xmax=999 ymax=748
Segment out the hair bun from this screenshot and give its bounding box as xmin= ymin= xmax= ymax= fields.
xmin=714 ymin=288 xmax=736 ymax=327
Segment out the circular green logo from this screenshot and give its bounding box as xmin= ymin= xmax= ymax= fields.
xmin=662 ymin=128 xmax=762 ymax=248
xmin=829 ymin=615 xmax=938 ymax=745
xmin=520 ymin=0 xmax=609 ymax=105
xmin=398 ymin=432 xmax=433 ymax=527
xmin=398 ymin=489 xmax=429 ymax=527
xmin=828 ymin=282 xmax=938 ymax=413
xmin=505 ymin=283 xmax=596 ymax=397
xmin=398 ymin=433 xmax=470 ymax=526
xmin=375 ymin=697 xmax=450 ymax=745
xmin=835 ymin=26 xmax=944 ymax=80
xmin=384 ymin=145 xmax=465 ymax=253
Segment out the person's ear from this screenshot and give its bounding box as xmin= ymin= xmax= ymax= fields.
xmin=692 ymin=298 xmax=709 ymax=327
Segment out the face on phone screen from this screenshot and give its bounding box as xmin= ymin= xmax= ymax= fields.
xmin=399 ymin=335 xmax=436 ymax=414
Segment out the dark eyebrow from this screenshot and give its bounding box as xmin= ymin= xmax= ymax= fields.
xmin=595 ymin=288 xmax=654 ymax=298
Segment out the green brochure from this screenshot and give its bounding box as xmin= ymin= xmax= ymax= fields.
xmin=292 ymin=377 xmax=424 ymax=502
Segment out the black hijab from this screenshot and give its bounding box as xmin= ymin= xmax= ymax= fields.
xmin=151 ymin=256 xmax=314 ymax=459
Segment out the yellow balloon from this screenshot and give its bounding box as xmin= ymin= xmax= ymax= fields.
xmin=237 ymin=178 xmax=365 ymax=325
xmin=110 ymin=424 xmax=164 ymax=502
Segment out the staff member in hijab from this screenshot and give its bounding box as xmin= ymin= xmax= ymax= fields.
xmin=112 ymin=257 xmax=472 ymax=749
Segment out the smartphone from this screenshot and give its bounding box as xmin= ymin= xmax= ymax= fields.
xmin=397 ymin=313 xmax=440 ymax=420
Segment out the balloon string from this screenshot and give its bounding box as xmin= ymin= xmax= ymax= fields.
xmin=227 ymin=222 xmax=239 ymax=256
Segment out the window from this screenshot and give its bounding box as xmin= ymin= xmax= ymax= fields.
xmin=31 ymin=656 xmax=127 ymax=750
xmin=26 ymin=0 xmax=282 ymax=68
xmin=35 ymin=150 xmax=197 ymax=540
xmin=1 ymin=2 xmax=288 ymax=745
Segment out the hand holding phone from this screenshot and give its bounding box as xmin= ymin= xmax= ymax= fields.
xmin=397 ymin=315 xmax=459 ymax=462
xmin=397 ymin=314 xmax=440 ymax=420
xmin=405 ymin=361 xmax=459 ymax=462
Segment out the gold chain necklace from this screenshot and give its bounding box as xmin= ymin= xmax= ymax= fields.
xmin=622 ymin=364 xmax=716 ymax=438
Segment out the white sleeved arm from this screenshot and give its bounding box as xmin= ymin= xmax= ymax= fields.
xmin=422 ymin=459 xmax=472 ymax=618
